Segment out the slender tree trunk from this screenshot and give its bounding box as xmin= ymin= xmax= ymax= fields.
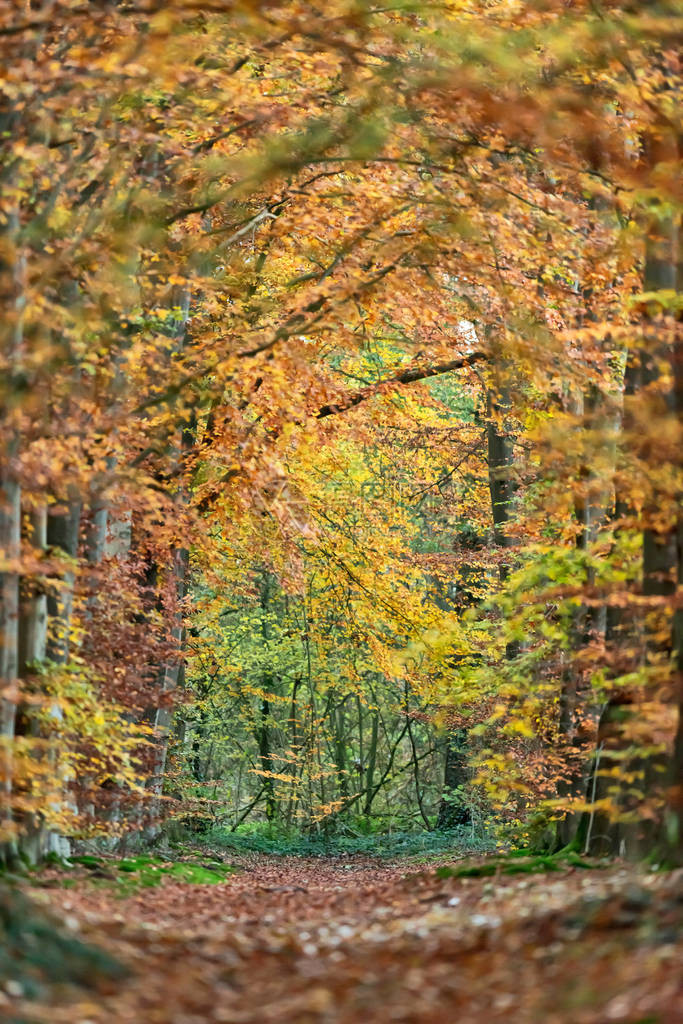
xmin=144 ymin=545 xmax=188 ymax=838
xmin=15 ymin=504 xmax=51 ymax=863
xmin=556 ymin=386 xmax=611 ymax=848
xmin=437 ymin=729 xmax=471 ymax=828
xmin=671 ymin=516 xmax=683 ymax=859
xmin=0 ymin=443 xmax=20 ymax=863
xmin=669 ymin=245 xmax=683 ymax=862
xmin=46 ymin=500 xmax=82 ymax=665
xmin=85 ymin=494 xmax=109 ymax=569
xmin=258 ymin=694 xmax=277 ymax=821
xmin=405 ymin=685 xmax=430 ymax=829
xmin=0 ymin=192 xmax=23 ymax=862
xmin=142 ymin=285 xmax=192 ymax=839
xmin=333 ymin=698 xmax=349 ymax=799
xmin=486 ymin=388 xmax=516 ymax=557
xmin=19 ymin=506 xmax=48 ymax=675
xmin=284 ymin=675 xmax=302 ymax=824
xmin=363 ymin=713 xmax=379 ymax=816
xmin=191 ymin=701 xmax=210 ymax=782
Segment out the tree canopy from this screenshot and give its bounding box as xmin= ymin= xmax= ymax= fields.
xmin=1 ymin=0 xmax=682 ymax=866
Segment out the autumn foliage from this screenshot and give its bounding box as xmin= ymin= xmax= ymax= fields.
xmin=0 ymin=0 xmax=682 ymax=864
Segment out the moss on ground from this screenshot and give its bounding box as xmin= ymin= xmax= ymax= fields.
xmin=435 ymin=849 xmax=605 ymax=880
xmin=66 ymin=853 xmax=235 ymax=894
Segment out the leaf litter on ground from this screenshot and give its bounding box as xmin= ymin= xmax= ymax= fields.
xmin=4 ymin=849 xmax=682 ymax=1024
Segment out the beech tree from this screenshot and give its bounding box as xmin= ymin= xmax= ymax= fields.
xmin=0 ymin=0 xmax=681 ymax=864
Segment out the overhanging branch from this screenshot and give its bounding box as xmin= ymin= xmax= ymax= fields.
xmin=315 ymin=350 xmax=487 ymax=418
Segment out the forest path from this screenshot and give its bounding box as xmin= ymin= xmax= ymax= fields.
xmin=17 ymin=854 xmax=683 ymax=1024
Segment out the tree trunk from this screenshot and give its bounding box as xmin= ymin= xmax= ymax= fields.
xmin=143 ymin=545 xmax=188 ymax=839
xmin=486 ymin=388 xmax=516 ymax=556
xmin=663 ymin=213 xmax=683 ymax=864
xmin=437 ymin=728 xmax=471 ymax=828
xmin=0 ymin=196 xmax=23 ymax=863
xmin=142 ymin=285 xmax=192 ymax=839
xmin=583 ymin=203 xmax=680 ymax=859
xmin=626 ymin=211 xmax=679 ymax=859
xmin=258 ymin=694 xmax=277 ymax=821
xmin=16 ymin=504 xmax=51 ymax=864
xmin=363 ymin=713 xmax=379 ymax=816
xmin=19 ymin=506 xmax=48 ymax=674
xmin=0 ymin=445 xmax=20 ymax=862
xmin=333 ymin=698 xmax=349 ymax=799
xmin=46 ymin=500 xmax=82 ymax=665
xmin=556 ymin=386 xmax=611 ymax=848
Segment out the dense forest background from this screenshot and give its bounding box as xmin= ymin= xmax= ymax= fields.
xmin=1 ymin=0 xmax=682 ymax=868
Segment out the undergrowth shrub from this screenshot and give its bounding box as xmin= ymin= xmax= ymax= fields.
xmin=201 ymin=820 xmax=495 ymax=859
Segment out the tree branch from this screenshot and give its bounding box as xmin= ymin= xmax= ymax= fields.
xmin=315 ymin=350 xmax=487 ymax=418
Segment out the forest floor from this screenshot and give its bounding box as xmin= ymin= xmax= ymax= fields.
xmin=5 ymin=849 xmax=683 ymax=1024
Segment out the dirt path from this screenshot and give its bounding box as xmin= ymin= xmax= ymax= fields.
xmin=11 ymin=855 xmax=683 ymax=1024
